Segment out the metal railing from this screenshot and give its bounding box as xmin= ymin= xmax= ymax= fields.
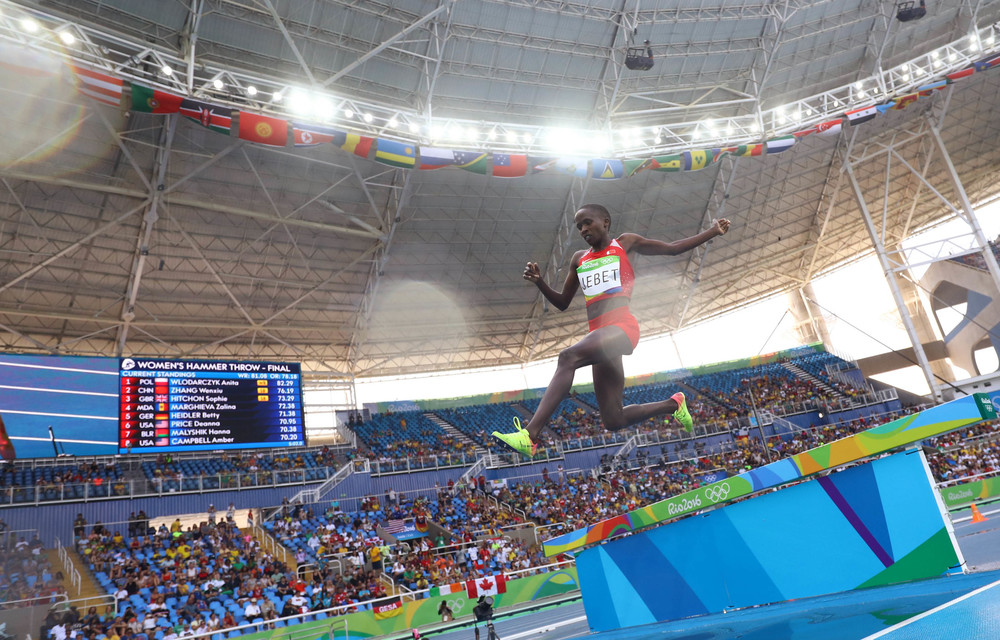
xmin=283 ymin=460 xmax=363 ymax=516
xmin=458 ymin=456 xmax=491 ymax=489
xmin=937 ymin=468 xmax=1000 ymax=489
xmin=0 ymin=466 xmax=338 ymax=508
xmin=252 ymin=524 xmax=288 ymax=565
xmin=770 ymin=415 xmax=806 ymax=435
xmin=54 ymin=536 xmax=81 ymax=596
xmin=0 ymin=593 xmax=68 ymax=609
xmin=328 ymin=618 xmax=348 ymax=640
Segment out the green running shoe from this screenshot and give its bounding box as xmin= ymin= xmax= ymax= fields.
xmin=492 ymin=417 xmax=538 ymax=458
xmin=670 ymin=392 xmax=693 ymax=433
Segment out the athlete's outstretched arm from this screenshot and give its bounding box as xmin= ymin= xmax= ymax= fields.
xmin=523 ymin=252 xmax=583 ymax=311
xmin=619 ymin=218 xmax=730 ymax=256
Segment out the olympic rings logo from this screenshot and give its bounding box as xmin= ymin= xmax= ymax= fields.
xmin=704 ymin=482 xmax=731 ymax=503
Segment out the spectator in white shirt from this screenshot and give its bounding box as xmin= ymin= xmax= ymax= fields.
xmin=244 ymin=599 xmax=262 ymax=619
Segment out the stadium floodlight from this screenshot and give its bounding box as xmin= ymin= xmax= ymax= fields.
xmin=313 ymin=96 xmax=333 ymax=120
xmin=58 ymin=30 xmax=76 ymax=45
xmin=246 ymin=85 xmax=258 ymax=96
xmin=20 ymin=18 xmax=39 ymax=33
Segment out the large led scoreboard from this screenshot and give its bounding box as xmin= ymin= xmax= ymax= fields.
xmin=118 ymin=358 xmax=305 ymax=453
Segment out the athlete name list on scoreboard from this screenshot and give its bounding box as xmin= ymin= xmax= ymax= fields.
xmin=118 ymin=358 xmax=305 ymax=453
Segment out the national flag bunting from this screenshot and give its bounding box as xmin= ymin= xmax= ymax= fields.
xmin=238 ymin=111 xmax=288 ymax=147
xmin=945 ymin=68 xmax=975 ymax=83
xmin=724 ymin=144 xmax=765 ymax=157
xmin=651 ymin=154 xmax=683 ymax=172
xmin=917 ymin=80 xmax=947 ymax=95
xmin=623 ymin=158 xmax=656 ymax=176
xmin=429 ymin=582 xmax=464 ymax=597
xmin=419 ymin=147 xmax=458 ymax=170
xmin=973 ymin=53 xmax=1000 ymax=72
xmin=179 ymin=98 xmax=232 ymax=135
xmin=816 ymin=119 xmax=843 ymax=136
xmin=455 ymin=150 xmax=488 ymax=174
xmin=845 ymin=105 xmax=878 ymax=126
xmin=375 ymin=139 xmax=416 ymax=168
xmin=653 ymin=149 xmax=718 ymax=171
xmin=372 ymin=596 xmax=403 ymax=620
xmin=591 ymin=159 xmax=625 ymax=180
xmin=792 ymin=120 xmax=842 ymax=138
xmin=130 ymin=83 xmax=184 ymax=114
xmin=467 ymin=574 xmax=507 ymax=598
xmin=765 ymin=136 xmax=796 ymax=154
xmin=684 ymin=149 xmax=715 ymax=170
xmin=292 ymin=122 xmax=339 ymax=147
xmin=888 ymin=93 xmax=920 ymax=111
xmin=72 ymin=65 xmax=123 ymax=107
xmin=418 ymin=147 xmax=486 ymax=172
xmin=492 ymin=153 xmax=528 ymax=178
xmin=334 ymin=130 xmax=374 ymax=158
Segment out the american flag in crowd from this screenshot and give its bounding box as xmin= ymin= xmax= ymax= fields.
xmin=383 ymin=519 xmax=406 ymax=534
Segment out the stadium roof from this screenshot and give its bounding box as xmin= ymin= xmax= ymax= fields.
xmin=1 ymin=0 xmax=999 ymax=378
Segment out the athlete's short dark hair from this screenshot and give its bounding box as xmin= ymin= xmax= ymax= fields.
xmin=579 ymin=204 xmax=611 ymax=222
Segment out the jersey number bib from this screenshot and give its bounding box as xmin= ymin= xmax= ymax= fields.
xmin=577 ymin=255 xmax=622 ymax=300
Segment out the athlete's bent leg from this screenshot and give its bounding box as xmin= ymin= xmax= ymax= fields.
xmin=525 ymin=327 xmax=633 ymax=440
xmin=593 ymin=358 xmax=686 ymax=431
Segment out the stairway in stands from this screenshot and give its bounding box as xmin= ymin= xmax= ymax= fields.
xmin=423 ymin=412 xmax=486 ymax=456
xmin=782 ymin=362 xmax=841 ymax=397
xmin=55 ymin=547 xmax=105 ymax=601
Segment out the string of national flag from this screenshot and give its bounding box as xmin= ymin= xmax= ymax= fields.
xmin=69 ymin=50 xmax=1000 ymax=180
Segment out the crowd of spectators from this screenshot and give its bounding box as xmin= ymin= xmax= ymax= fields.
xmin=928 ymin=420 xmax=1000 ymax=482
xmin=0 ymin=525 xmax=66 ymax=608
xmin=55 ymin=507 xmax=397 ymax=640
xmin=346 ymin=354 xmax=875 ymax=466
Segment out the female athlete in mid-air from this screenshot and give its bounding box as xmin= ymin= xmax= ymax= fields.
xmin=494 ymin=204 xmax=731 ymax=457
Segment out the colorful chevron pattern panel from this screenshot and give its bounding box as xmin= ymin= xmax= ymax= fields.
xmin=577 ymin=450 xmax=960 ymax=631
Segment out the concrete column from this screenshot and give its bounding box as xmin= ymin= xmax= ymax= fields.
xmin=787 ymin=283 xmax=833 ymax=348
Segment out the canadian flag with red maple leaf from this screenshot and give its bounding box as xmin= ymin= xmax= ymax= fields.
xmin=466 ymin=573 xmax=507 ymax=598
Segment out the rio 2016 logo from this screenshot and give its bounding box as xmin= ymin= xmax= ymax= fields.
xmin=666 ymin=495 xmax=702 ymax=515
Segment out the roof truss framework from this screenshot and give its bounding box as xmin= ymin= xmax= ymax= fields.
xmin=0 ymin=0 xmax=998 ymax=379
